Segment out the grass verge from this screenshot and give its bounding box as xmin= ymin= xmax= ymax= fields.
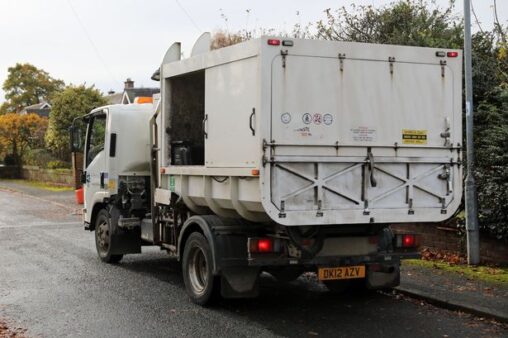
xmin=0 ymin=179 xmax=73 ymax=192
xmin=404 ymin=259 xmax=508 ymax=284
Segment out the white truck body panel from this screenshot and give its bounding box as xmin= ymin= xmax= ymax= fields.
xmin=83 ymin=104 xmax=153 ymax=223
xmin=156 ymin=37 xmax=462 ymax=226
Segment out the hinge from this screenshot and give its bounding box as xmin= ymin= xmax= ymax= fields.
xmin=363 ymin=200 xmax=370 ymax=215
xmin=338 ymin=53 xmax=346 ymax=72
xmin=279 ymin=200 xmax=286 ymax=218
xmin=408 ymin=198 xmax=414 ymax=215
xmin=281 ymin=50 xmax=288 ymax=68
xmin=388 ymin=56 xmax=396 ymax=75
xmin=440 ymin=60 xmax=447 ymax=77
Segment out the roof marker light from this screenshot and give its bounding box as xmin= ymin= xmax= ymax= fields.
xmin=267 ymin=39 xmax=281 ymax=46
xmin=447 ymin=51 xmax=459 ymax=58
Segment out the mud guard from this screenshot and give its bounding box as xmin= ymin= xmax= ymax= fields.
xmin=178 ymin=215 xmax=261 ymax=298
xmin=109 ymin=206 xmax=142 ymax=255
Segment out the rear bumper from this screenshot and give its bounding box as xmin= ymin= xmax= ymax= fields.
xmin=247 ymin=252 xmax=419 ymax=267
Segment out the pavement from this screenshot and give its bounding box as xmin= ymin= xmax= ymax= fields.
xmin=398 ymin=264 xmax=508 ymax=324
xmin=0 ymin=179 xmax=507 ymax=337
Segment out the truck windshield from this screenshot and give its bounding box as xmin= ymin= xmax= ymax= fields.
xmin=86 ymin=114 xmax=106 ymax=166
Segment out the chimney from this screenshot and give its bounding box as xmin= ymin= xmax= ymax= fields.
xmin=124 ymin=78 xmax=134 ymax=89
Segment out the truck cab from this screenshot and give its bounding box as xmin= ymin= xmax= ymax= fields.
xmin=72 ymin=104 xmax=153 ymax=261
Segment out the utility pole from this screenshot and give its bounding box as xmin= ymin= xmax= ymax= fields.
xmin=463 ymin=0 xmax=480 ymax=265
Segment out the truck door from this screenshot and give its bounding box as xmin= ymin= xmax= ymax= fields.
xmin=268 ymin=53 xmax=460 ymax=223
xmin=84 ymin=112 xmax=107 ymax=212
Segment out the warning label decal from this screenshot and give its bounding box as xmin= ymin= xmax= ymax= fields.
xmin=402 ymin=129 xmax=427 ymax=144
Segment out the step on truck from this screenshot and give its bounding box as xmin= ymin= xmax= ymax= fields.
xmin=71 ymin=34 xmax=463 ymax=305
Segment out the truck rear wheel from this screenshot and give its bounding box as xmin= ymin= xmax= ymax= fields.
xmin=182 ymin=232 xmax=219 ymax=305
xmin=95 ymin=209 xmax=123 ymax=264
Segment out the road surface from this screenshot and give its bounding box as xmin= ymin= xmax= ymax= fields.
xmin=0 ymin=187 xmax=505 ymax=337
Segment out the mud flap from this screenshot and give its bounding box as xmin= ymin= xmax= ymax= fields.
xmin=366 ymin=265 xmax=400 ymax=289
xmin=220 ymin=267 xmax=260 ymax=298
xmin=109 ymin=207 xmax=141 ymax=255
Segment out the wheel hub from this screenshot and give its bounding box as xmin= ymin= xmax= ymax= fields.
xmin=97 ymin=221 xmax=109 ymax=251
xmin=188 ymin=247 xmax=208 ymax=296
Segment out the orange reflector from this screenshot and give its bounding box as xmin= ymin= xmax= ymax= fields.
xmin=134 ymin=96 xmax=153 ymax=104
xmin=251 ymin=169 xmax=260 ymax=176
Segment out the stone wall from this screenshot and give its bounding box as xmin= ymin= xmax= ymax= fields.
xmin=19 ymin=166 xmax=74 ymax=186
xmin=0 ymin=165 xmax=20 ymax=179
xmin=392 ymin=222 xmax=508 ymax=266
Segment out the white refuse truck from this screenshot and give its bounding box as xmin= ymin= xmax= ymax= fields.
xmin=71 ymin=35 xmax=463 ymax=305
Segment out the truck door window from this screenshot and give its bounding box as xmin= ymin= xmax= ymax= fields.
xmin=86 ymin=115 xmax=106 ymax=166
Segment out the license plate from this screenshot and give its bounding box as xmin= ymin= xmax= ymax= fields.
xmin=318 ymin=265 xmax=366 ymax=281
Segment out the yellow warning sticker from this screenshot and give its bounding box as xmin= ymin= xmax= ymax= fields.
xmin=402 ymin=129 xmax=427 ymax=144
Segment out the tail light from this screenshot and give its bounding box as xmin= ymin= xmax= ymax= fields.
xmin=267 ymin=39 xmax=281 ymax=46
xmin=447 ymin=51 xmax=459 ymax=58
xmin=249 ymin=237 xmax=281 ymax=253
xmin=395 ymin=234 xmax=419 ymax=248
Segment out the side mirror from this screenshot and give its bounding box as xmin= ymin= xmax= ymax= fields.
xmin=80 ymin=171 xmax=87 ymax=184
xmin=70 ymin=124 xmax=84 ymax=153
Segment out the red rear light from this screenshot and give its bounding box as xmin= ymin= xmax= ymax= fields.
xmin=267 ymin=39 xmax=281 ymax=46
xmin=447 ymin=51 xmax=459 ymax=58
xmin=395 ymin=234 xmax=418 ymax=248
xmin=257 ymin=238 xmax=273 ymax=252
xmin=402 ymin=234 xmax=416 ymax=248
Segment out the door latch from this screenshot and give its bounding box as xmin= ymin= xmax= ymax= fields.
xmin=367 ymin=150 xmax=377 ymax=187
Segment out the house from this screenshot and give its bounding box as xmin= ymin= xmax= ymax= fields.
xmin=105 ymin=78 xmax=159 ymax=105
xmin=19 ymin=102 xmax=51 ymax=117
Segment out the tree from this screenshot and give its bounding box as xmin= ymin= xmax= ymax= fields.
xmin=45 ymin=84 xmax=107 ymax=161
xmin=474 ymin=86 xmax=508 ymax=240
xmin=314 ymin=0 xmax=463 ymax=48
xmin=0 ymin=63 xmax=64 ymax=114
xmin=0 ymin=113 xmax=48 ymax=165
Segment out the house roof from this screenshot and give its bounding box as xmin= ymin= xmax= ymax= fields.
xmin=124 ymin=88 xmax=159 ymax=104
xmin=20 ymin=102 xmax=51 ymax=117
xmin=24 ymin=108 xmax=51 ymax=118
xmin=105 ymin=92 xmax=123 ymax=105
xmin=21 ymin=102 xmax=50 ymax=111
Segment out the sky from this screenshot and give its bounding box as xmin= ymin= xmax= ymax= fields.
xmin=0 ymin=0 xmax=506 ymax=102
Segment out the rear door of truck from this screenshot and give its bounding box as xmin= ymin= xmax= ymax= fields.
xmin=265 ymin=41 xmax=462 ymax=226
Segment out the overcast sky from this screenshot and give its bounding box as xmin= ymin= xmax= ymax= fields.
xmin=0 ymin=0 xmax=506 ymax=102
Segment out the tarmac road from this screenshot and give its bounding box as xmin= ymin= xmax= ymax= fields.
xmin=0 ymin=187 xmax=506 ymax=338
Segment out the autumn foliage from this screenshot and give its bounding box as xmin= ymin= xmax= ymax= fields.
xmin=0 ymin=113 xmax=48 ymax=165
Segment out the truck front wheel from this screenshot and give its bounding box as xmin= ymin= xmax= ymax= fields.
xmin=95 ymin=209 xmax=123 ymax=264
xmin=182 ymin=232 xmax=219 ymax=305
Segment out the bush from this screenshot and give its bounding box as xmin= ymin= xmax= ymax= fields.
xmin=3 ymin=154 xmax=19 ymax=166
xmin=46 ymin=160 xmax=71 ymax=169
xmin=24 ymin=148 xmax=55 ymax=167
xmin=474 ymin=87 xmax=508 ymax=241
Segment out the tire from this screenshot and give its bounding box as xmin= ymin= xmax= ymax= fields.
xmin=95 ymin=209 xmax=123 ymax=264
xmin=182 ymin=232 xmax=220 ymax=305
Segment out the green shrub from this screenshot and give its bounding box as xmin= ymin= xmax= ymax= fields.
xmin=46 ymin=160 xmax=70 ymax=169
xmin=24 ymin=148 xmax=55 ymax=167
